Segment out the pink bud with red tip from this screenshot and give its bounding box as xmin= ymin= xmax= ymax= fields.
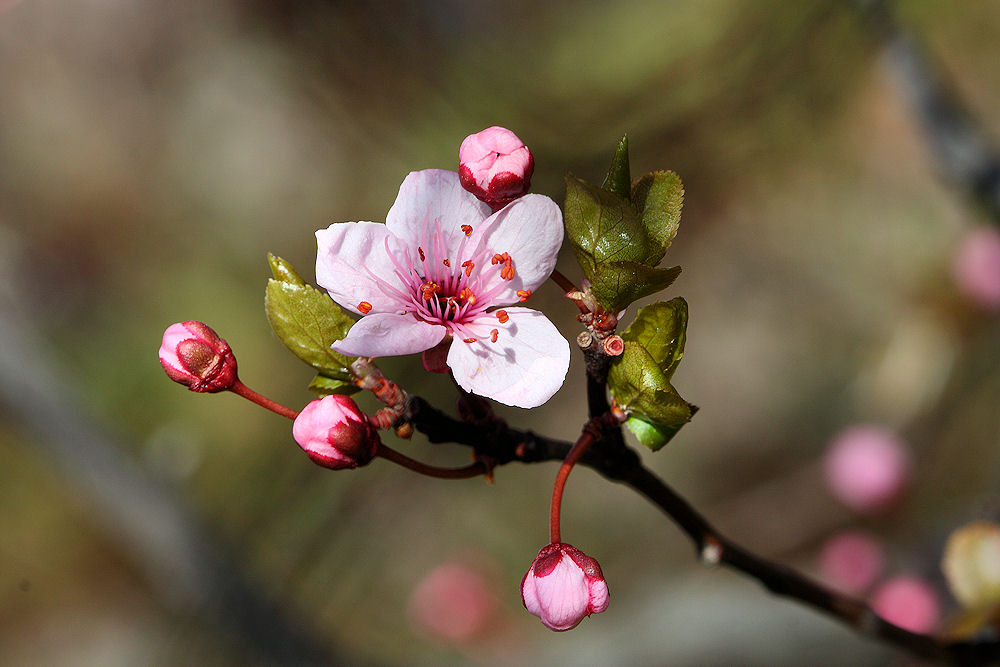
xmin=520 ymin=542 xmax=609 ymax=631
xmin=459 ymin=126 xmax=534 ymax=211
xmin=159 ymin=321 xmax=238 ymax=393
xmin=292 ymin=395 xmax=379 ymax=470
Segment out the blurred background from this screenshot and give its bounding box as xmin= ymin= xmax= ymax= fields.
xmin=2 ymin=0 xmax=999 ymax=664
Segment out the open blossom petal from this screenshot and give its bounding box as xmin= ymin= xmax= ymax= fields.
xmin=386 ymin=169 xmax=491 ymax=251
xmin=446 ymin=307 xmax=569 ymax=408
xmin=332 ymin=313 xmax=448 ymax=357
xmin=473 ymin=194 xmax=563 ymax=302
xmin=316 ymin=221 xmax=409 ymax=315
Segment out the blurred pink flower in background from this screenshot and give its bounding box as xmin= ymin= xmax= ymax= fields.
xmin=869 ymin=576 xmax=941 ymax=634
xmin=824 ymin=425 xmax=912 ymax=514
xmin=408 ymin=561 xmax=499 ymax=643
xmin=818 ymin=531 xmax=886 ymax=595
xmin=953 ymin=226 xmax=1000 ymax=311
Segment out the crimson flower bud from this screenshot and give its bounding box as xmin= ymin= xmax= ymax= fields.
xmin=459 ymin=126 xmax=534 ymax=211
xmin=520 ymin=542 xmax=609 ymax=631
xmin=292 ymin=395 xmax=379 ymax=470
xmin=159 ymin=321 xmax=238 ymax=392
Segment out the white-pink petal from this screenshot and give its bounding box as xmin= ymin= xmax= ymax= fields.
xmin=446 ymin=307 xmax=569 ymax=408
xmin=316 ymin=221 xmax=409 ymax=315
xmin=385 ymin=169 xmax=491 ymax=251
xmin=332 ymin=313 xmax=448 ymax=357
xmin=473 ymin=194 xmax=563 ymax=303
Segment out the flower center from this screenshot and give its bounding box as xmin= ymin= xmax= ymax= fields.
xmin=357 ymin=220 xmax=519 ymax=343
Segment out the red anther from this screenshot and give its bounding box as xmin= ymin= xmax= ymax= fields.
xmin=491 ymin=253 xmax=504 ymax=265
xmin=496 ymin=310 xmax=509 ymax=323
xmin=358 ymin=301 xmax=373 ymax=314
xmin=418 ymin=247 xmax=426 ymax=262
xmin=461 ymin=224 xmax=473 ymax=236
xmin=458 ymin=288 xmax=477 ymax=305
xmin=420 ymin=282 xmax=439 ymax=300
xmin=516 ymin=290 xmax=531 ymax=302
xmin=490 ymin=329 xmax=499 ymax=343
xmin=462 ymin=260 xmax=475 ymax=277
xmin=500 ymin=260 xmax=515 ymax=281
xmin=463 ymin=337 xmax=477 ymax=343
xmin=443 ymin=258 xmax=451 ymax=267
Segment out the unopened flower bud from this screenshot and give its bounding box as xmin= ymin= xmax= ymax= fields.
xmin=292 ymin=395 xmax=379 ymax=470
xmin=459 ymin=126 xmax=534 ymax=210
xmin=159 ymin=321 xmax=238 ymax=392
xmin=520 ymin=542 xmax=609 ymax=631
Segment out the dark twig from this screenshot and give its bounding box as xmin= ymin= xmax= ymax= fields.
xmin=405 ymin=393 xmax=1000 ymax=664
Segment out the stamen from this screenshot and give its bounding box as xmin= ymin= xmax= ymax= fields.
xmin=461 ymin=224 xmax=473 ymax=236
xmin=458 ymin=287 xmax=477 ymax=306
xmin=443 ymin=258 xmax=450 ymax=267
xmin=496 ymin=310 xmax=509 ymax=323
xmin=358 ymin=301 xmax=373 ymax=314
xmin=462 ymin=337 xmax=477 ymax=344
xmin=490 ymin=329 xmax=499 ymax=343
xmin=420 ymin=282 xmax=439 ymax=300
xmin=462 ymin=260 xmax=474 ymax=277
xmin=491 ymin=253 xmax=505 ymax=265
xmin=516 ymin=289 xmax=531 ymax=302
xmin=500 ymin=258 xmax=515 ymax=281
xmin=418 ymin=247 xmax=426 ymax=262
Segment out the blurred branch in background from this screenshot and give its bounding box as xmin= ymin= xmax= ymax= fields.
xmin=0 ymin=230 xmax=342 ymax=665
xmin=856 ymin=0 xmax=1000 ymax=222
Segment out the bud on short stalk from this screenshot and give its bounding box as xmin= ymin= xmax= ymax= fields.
xmin=159 ymin=321 xmax=238 ymax=392
xmin=459 ymin=126 xmax=534 ymax=211
xmin=520 ymin=542 xmax=609 ymax=631
xmin=292 ymin=395 xmax=379 ymax=470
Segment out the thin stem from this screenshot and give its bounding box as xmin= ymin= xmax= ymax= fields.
xmin=549 ymin=425 xmax=599 ymax=543
xmin=374 ymin=442 xmax=486 ymax=480
xmin=549 ymin=269 xmax=589 ymax=314
xmin=549 ymin=269 xmax=578 ymax=294
xmin=229 ymin=380 xmax=299 ymax=420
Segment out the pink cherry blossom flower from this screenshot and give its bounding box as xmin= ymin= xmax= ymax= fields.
xmin=292 ymin=395 xmax=379 ymax=470
xmin=520 ymin=542 xmax=609 ymax=631
xmin=316 ymin=169 xmax=569 ymax=409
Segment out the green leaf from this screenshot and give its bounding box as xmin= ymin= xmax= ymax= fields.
xmin=632 ymin=170 xmax=684 ymax=253
xmin=264 ymin=254 xmax=357 ymax=381
xmin=308 ymin=374 xmax=362 ymax=397
xmin=601 ymin=135 xmax=631 ymax=200
xmin=620 ymin=298 xmax=687 ymax=380
xmin=267 ymin=252 xmax=307 ymax=286
xmin=608 ymin=298 xmax=695 ymax=451
xmin=626 ymin=416 xmax=683 ymax=451
xmin=564 ymin=176 xmax=660 ymax=278
xmin=589 ymin=263 xmax=681 ymax=314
